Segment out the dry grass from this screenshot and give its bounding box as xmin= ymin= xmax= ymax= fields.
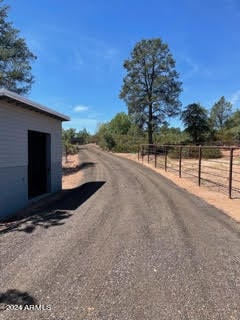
xmin=154 ymin=155 xmax=240 ymax=197
xmin=62 ymin=154 xmax=83 ymax=190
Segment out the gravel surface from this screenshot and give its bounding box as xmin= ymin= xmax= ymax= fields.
xmin=0 ymin=145 xmax=240 ymax=320
xmin=115 ymin=153 xmax=240 ymax=222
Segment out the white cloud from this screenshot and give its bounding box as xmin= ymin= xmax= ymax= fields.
xmin=73 ymin=105 xmax=89 ymax=112
xmin=230 ymin=90 xmax=240 ymax=105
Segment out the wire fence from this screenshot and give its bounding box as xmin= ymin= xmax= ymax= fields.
xmin=138 ymin=144 xmax=240 ymax=199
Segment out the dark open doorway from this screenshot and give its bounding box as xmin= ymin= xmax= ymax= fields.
xmin=28 ymin=130 xmax=51 ymax=199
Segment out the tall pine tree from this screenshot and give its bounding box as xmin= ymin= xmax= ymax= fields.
xmin=0 ymin=0 xmax=36 ymax=95
xmin=120 ymin=38 xmax=182 ymax=144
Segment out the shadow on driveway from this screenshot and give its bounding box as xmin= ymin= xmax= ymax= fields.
xmin=0 ymin=181 xmax=105 ymax=235
xmin=0 ymin=289 xmax=37 ymax=310
xmin=62 ymin=162 xmax=95 ymax=176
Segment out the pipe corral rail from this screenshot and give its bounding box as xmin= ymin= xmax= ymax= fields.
xmin=138 ymin=144 xmax=240 ymax=199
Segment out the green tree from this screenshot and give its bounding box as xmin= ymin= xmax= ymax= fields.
xmin=224 ymin=110 xmax=240 ymax=144
xmin=154 ymin=125 xmax=190 ymax=144
xmin=103 ymin=132 xmax=116 ymax=150
xmin=0 ymin=0 xmax=36 ymax=94
xmin=225 ymin=110 xmax=240 ymax=129
xmin=95 ymin=123 xmax=111 ymax=149
xmin=210 ymin=96 xmax=232 ymax=130
xmin=181 ymin=103 xmax=210 ymax=144
xmin=119 ymin=38 xmax=182 ymax=144
xmin=94 ymin=117 xmax=145 ymax=152
xmin=75 ymin=128 xmax=90 ymax=144
xmin=62 ymin=128 xmax=77 ymax=161
xmin=62 ymin=128 xmax=76 ymax=144
xmin=108 ymin=112 xmax=131 ymax=135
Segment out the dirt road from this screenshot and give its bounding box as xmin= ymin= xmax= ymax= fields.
xmin=0 ymin=145 xmax=240 ymax=320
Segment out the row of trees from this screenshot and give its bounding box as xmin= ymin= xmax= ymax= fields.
xmin=93 ymin=103 xmax=240 ymax=152
xmin=62 ymin=96 xmax=240 ymax=153
xmin=119 ymin=38 xmax=240 ymax=147
xmin=0 ymin=2 xmax=238 ymax=150
xmin=181 ymin=97 xmax=240 ymax=144
xmin=94 ymin=38 xmax=239 ymax=150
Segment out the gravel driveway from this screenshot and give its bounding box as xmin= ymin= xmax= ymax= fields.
xmin=0 ymin=145 xmax=240 ymax=320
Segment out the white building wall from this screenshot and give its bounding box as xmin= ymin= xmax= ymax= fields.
xmin=0 ymin=100 xmax=63 ymax=219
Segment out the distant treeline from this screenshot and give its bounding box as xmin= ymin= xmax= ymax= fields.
xmin=62 ymin=97 xmax=240 ymax=154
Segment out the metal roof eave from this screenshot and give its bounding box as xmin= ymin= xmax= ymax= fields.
xmin=0 ymin=89 xmax=70 ymax=121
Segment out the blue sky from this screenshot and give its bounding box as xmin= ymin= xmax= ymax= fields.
xmin=6 ymin=0 xmax=240 ymax=133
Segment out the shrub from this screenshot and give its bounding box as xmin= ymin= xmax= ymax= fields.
xmin=112 ymin=143 xmax=139 ymax=153
xmin=168 ymin=146 xmax=222 ymax=159
xmin=70 ymin=145 xmax=79 ymax=154
xmin=63 ymin=143 xmax=79 ymax=162
xmin=103 ymin=133 xmax=116 ymax=150
xmin=201 ymin=148 xmax=222 ymax=159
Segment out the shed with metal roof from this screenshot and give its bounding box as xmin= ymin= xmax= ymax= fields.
xmin=0 ymin=89 xmax=70 ymax=220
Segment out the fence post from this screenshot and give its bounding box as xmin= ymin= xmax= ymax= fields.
xmin=138 ymin=145 xmax=140 ymax=161
xmin=164 ymin=147 xmax=168 ymax=171
xmin=147 ymin=145 xmax=150 ymax=163
xmin=229 ymin=148 xmax=234 ymax=199
xmin=198 ymin=146 xmax=202 ymax=186
xmin=142 ymin=145 xmax=144 ymax=163
xmin=154 ymin=145 xmax=157 ymax=168
xmin=179 ymin=146 xmax=182 ymax=178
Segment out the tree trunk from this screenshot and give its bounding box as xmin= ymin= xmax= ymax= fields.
xmin=148 ymin=126 xmax=153 ymax=144
xmin=148 ymin=104 xmax=153 ymax=144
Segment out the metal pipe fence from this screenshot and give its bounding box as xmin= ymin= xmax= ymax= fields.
xmin=138 ymin=144 xmax=240 ymax=199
